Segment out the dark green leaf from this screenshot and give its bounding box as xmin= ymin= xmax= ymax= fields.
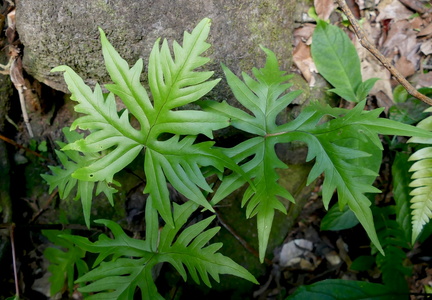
xmin=321 ymin=204 xmax=359 ymax=231
xmin=350 ymin=255 xmax=375 ymax=272
xmin=286 ymin=279 xmax=405 ymax=300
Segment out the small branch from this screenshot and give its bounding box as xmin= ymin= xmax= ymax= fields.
xmin=335 ymin=0 xmax=432 ymax=106
xmin=16 ymin=84 xmax=34 ymax=137
xmin=9 ymin=223 xmax=19 ymax=298
xmin=0 ymin=133 xmax=55 ymax=164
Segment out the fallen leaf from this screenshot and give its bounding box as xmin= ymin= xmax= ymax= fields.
xmin=381 ymin=20 xmax=420 ymax=66
xmin=409 ymin=72 xmax=432 ymax=88
xmin=420 ymin=40 xmax=432 ymax=55
xmin=418 ymin=23 xmax=432 ymax=37
xmin=354 ymin=23 xmax=394 ymax=109
xmin=395 ymin=56 xmax=416 ymax=77
xmin=376 ymin=0 xmax=413 ymax=22
xmin=314 ymin=0 xmax=336 ymax=21
xmin=293 ymin=41 xmax=317 ymax=86
xmin=293 ymin=23 xmax=315 ymax=46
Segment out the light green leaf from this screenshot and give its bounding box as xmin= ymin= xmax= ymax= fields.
xmin=50 ymin=18 xmax=233 ymax=227
xmin=409 ymin=146 xmax=432 ymax=243
xmin=407 ymin=108 xmax=432 ymax=243
xmin=41 ymin=128 xmax=117 ymax=227
xmin=202 ymin=47 xmax=300 ymax=262
xmin=277 ymin=100 xmax=432 ymax=255
xmin=356 ymin=77 xmax=380 ymax=101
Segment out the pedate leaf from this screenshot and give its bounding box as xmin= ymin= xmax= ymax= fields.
xmin=201 ymin=46 xmax=301 ymax=262
xmin=41 ymin=128 xmax=118 ymax=227
xmin=62 ymin=201 xmax=257 ymax=299
xmin=203 ymin=44 xmax=432 ymax=259
xmin=43 ymin=230 xmax=88 ymax=297
xmin=48 ymin=18 xmax=233 ymax=227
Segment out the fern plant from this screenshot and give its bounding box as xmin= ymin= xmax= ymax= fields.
xmin=60 ymin=201 xmax=257 ymax=299
xmin=407 ymin=106 xmax=432 ymax=243
xmin=41 ymin=17 xmax=432 ymax=298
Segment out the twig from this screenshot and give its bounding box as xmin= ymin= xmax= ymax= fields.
xmin=335 ymin=0 xmax=432 ymax=106
xmin=9 ymin=223 xmax=19 ymax=298
xmin=16 ymin=84 xmax=34 ymax=137
xmin=0 ymin=133 xmax=55 ymax=164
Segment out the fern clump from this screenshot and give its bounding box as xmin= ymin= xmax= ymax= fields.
xmin=43 ymin=18 xmax=237 ymax=228
xmin=41 ymin=17 xmax=432 ymax=298
xmin=42 ymin=18 xmax=257 ymax=298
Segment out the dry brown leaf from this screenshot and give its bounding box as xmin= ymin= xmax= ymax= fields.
xmin=395 ymin=56 xmax=416 ymax=77
xmin=376 ymin=0 xmax=413 ymax=22
xmin=410 ymin=16 xmax=425 ymax=31
xmin=381 ymin=20 xmax=420 ymax=66
xmin=420 ymin=40 xmax=432 ymax=55
xmin=409 ymin=72 xmax=432 ymax=88
xmin=5 ymin=9 xmax=15 ymax=44
xmin=10 ymin=56 xmax=24 ymax=87
xmin=293 ymin=41 xmax=317 ymax=86
xmin=293 ymin=23 xmax=315 ymax=47
xmin=399 ymin=0 xmax=429 ymax=14
xmin=314 ymin=0 xmax=337 ymax=21
xmin=418 ymin=23 xmax=432 ymax=37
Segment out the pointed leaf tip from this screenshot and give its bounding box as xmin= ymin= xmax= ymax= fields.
xmin=51 ymin=65 xmax=69 ymax=73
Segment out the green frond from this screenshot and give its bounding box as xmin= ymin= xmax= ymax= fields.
xmin=408 ymin=110 xmax=432 ymax=244
xmin=41 ymin=128 xmax=117 ymax=227
xmin=62 ymin=201 xmax=257 ymax=299
xmin=202 ymin=47 xmax=300 ymax=262
xmin=42 ymin=230 xmax=88 ymax=297
xmin=47 ymin=18 xmax=234 ymax=227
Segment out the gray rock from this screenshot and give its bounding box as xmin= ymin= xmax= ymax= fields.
xmin=16 ymin=0 xmax=297 ymax=94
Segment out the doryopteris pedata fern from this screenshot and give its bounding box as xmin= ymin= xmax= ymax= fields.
xmin=60 ymin=201 xmax=257 ymax=299
xmin=41 ymin=16 xmax=432 ymax=296
xmin=47 ymin=18 xmax=239 ymax=228
xmin=201 ymin=46 xmax=432 ymax=260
